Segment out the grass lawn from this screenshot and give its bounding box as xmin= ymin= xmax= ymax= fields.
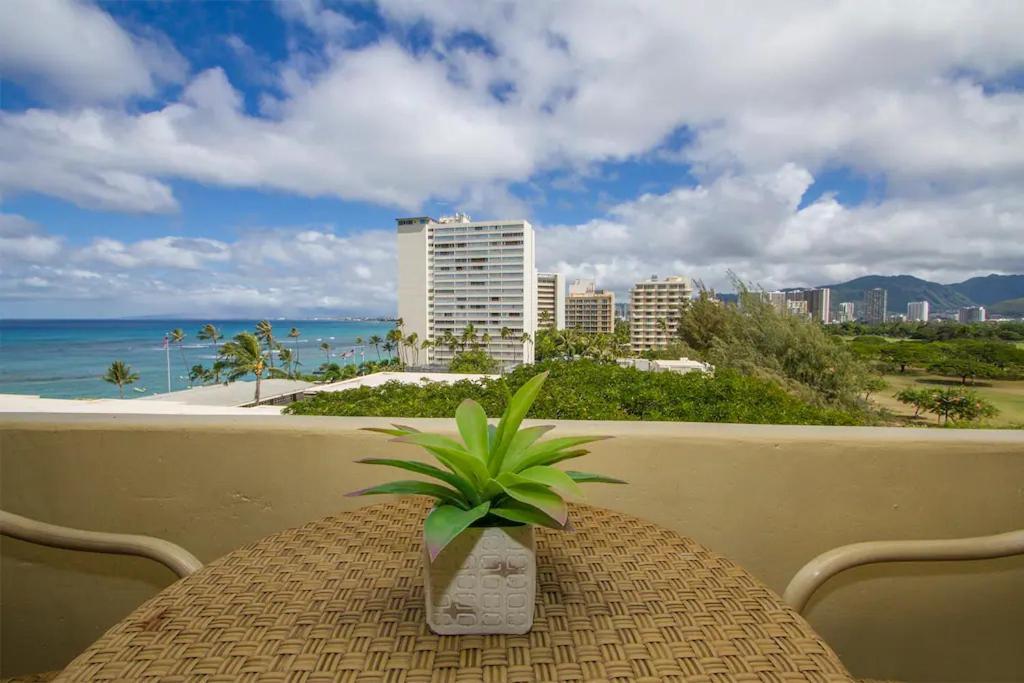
xmin=875 ymin=371 xmax=1024 ymax=428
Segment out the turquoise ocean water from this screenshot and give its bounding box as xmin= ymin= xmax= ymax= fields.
xmin=0 ymin=319 xmax=394 ymax=399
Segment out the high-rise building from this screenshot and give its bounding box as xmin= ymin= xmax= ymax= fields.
xmin=536 ymin=272 xmax=565 ymax=330
xmin=907 ymin=301 xmax=930 ymax=322
xmin=786 ymin=299 xmax=809 ymax=317
xmin=804 ymin=288 xmax=832 ymax=323
xmin=764 ymin=291 xmax=787 ymax=314
xmin=614 ymin=302 xmax=631 ymax=322
xmin=397 ymin=213 xmax=536 ymax=368
xmin=838 ymin=302 xmax=857 ymax=323
xmin=864 ymin=288 xmax=888 ymax=324
xmin=566 ymin=279 xmax=614 ymax=334
xmin=958 ymin=306 xmax=987 ymax=323
xmin=630 ymin=275 xmax=693 ymax=352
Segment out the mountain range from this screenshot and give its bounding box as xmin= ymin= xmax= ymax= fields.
xmin=817 ymin=274 xmax=1024 ymax=313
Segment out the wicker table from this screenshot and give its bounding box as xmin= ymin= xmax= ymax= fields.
xmin=57 ymin=499 xmax=853 ymax=682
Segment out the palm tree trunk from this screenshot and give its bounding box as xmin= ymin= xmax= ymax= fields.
xmin=254 ymin=374 xmax=261 ymax=404
xmin=118 ymin=383 xmax=124 ymax=399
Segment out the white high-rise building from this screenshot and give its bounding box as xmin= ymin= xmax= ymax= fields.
xmin=630 ymin=275 xmax=694 ymax=352
xmin=536 ymin=273 xmax=565 ymax=330
xmin=804 ymin=288 xmax=831 ymax=323
xmin=397 ymin=214 xmax=536 ymax=367
xmin=764 ymin=291 xmax=787 ymax=314
xmin=907 ymin=301 xmax=930 ymax=322
xmin=838 ymin=302 xmax=857 ymax=323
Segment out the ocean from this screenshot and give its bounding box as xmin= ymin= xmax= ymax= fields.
xmin=0 ymin=319 xmax=395 ymax=399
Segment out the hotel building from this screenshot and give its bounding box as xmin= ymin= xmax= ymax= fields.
xmin=397 ymin=214 xmax=536 ymax=367
xmin=838 ymin=302 xmax=857 ymax=323
xmin=536 ymin=272 xmax=565 ymax=330
xmin=907 ymin=301 xmax=930 ymax=322
xmin=566 ymin=279 xmax=615 ymax=334
xmin=630 ymin=275 xmax=694 ymax=352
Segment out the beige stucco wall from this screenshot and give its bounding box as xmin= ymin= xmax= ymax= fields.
xmin=1 ymin=414 xmax=1022 ymax=681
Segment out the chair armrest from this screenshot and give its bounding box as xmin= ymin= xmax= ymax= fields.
xmin=783 ymin=529 xmax=1024 ymax=613
xmin=0 ymin=509 xmax=203 ymax=578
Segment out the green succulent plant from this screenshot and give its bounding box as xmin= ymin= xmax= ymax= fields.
xmin=350 ymin=371 xmax=624 ymax=559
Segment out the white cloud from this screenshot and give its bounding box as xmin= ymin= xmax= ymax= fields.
xmin=0 ymin=0 xmax=187 ymax=103
xmin=0 ymin=213 xmax=62 ymax=262
xmin=538 ymin=166 xmax=1024 ymax=294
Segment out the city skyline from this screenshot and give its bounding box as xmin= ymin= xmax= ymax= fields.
xmin=2 ymin=2 xmax=1023 ymax=319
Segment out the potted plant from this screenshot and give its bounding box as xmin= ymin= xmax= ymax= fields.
xmin=351 ymin=371 xmax=623 ymax=634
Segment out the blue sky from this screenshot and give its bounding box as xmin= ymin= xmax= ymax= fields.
xmin=1 ymin=1 xmax=1022 ymax=317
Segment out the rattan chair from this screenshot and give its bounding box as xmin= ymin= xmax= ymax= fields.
xmin=784 ymin=528 xmax=1024 ymax=683
xmin=0 ymin=510 xmax=202 ymax=682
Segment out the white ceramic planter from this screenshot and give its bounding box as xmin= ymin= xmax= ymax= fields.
xmin=424 ymin=524 xmax=536 ymax=635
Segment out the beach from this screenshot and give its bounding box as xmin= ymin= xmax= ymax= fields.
xmin=0 ymin=319 xmax=394 ymax=400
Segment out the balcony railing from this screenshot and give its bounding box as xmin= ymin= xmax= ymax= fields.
xmin=1 ymin=415 xmax=1021 ymax=681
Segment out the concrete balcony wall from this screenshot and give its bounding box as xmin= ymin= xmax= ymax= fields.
xmin=1 ymin=414 xmax=1022 ymax=681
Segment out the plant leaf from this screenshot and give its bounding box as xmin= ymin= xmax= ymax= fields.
xmin=498 ymin=481 xmax=567 ymax=524
xmin=392 ymin=433 xmax=490 ymax=487
xmin=356 ymin=458 xmax=477 ymax=501
xmin=516 ymin=466 xmax=585 ymax=500
xmin=565 ymin=471 xmax=628 ymax=485
xmin=490 ymin=500 xmax=569 ymax=529
xmin=346 ymin=480 xmax=467 ymax=507
xmin=493 ymin=425 xmax=555 ymax=474
xmin=513 ymin=436 xmax=610 ymax=472
xmin=491 ymin=371 xmax=548 ymax=467
xmin=455 ymin=399 xmax=489 ymax=462
xmin=362 ymin=427 xmax=413 ymax=437
xmin=424 ymin=502 xmax=491 ymax=560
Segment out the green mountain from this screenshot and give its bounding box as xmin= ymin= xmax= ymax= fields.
xmin=820 ymin=275 xmax=974 ymax=313
xmin=949 ymin=274 xmax=1024 ymax=306
xmin=988 ymin=297 xmax=1024 ymax=317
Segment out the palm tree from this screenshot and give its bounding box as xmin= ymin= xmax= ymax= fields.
xmin=288 ymin=327 xmax=301 ymax=367
xmin=386 ymin=328 xmax=404 ymax=364
xmin=189 ymin=364 xmax=210 ymax=386
xmin=369 ymin=334 xmax=383 ymax=361
xmin=169 ymin=328 xmax=190 ymax=387
xmin=405 ymin=332 xmax=419 ymax=366
xmin=278 ymin=346 xmax=298 ymax=378
xmin=211 ymin=359 xmax=228 ymax=384
xmin=197 ymin=323 xmax=222 ymax=347
xmin=420 ymin=338 xmax=434 ymax=364
xmin=320 ymin=341 xmax=331 ymax=361
xmin=255 ymin=320 xmax=276 ymax=368
xmin=383 ymin=340 xmax=395 ymax=360
xmin=103 ymin=360 xmax=139 ymax=399
xmin=219 ymin=332 xmax=284 ymax=403
xmin=460 ymin=323 xmax=477 ymax=352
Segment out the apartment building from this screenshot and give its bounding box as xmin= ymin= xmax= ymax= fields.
xmin=803 ymin=288 xmax=831 ymax=323
xmin=864 ymin=288 xmax=888 ymax=324
xmin=536 ymin=272 xmax=565 ymax=330
xmin=396 ymin=213 xmax=536 ymax=367
xmin=566 ymin=279 xmax=615 ymax=334
xmin=629 ymin=275 xmax=694 ymax=352
xmin=907 ymin=301 xmax=930 ymax=322
xmin=958 ymin=306 xmax=987 ymax=323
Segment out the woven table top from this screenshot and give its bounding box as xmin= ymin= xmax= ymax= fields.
xmin=57 ymin=499 xmax=853 ymax=682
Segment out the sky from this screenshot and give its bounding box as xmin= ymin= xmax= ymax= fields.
xmin=1 ymin=0 xmax=1023 ymax=318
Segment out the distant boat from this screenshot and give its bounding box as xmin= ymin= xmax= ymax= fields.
xmin=132 ymin=387 xmax=147 ymax=393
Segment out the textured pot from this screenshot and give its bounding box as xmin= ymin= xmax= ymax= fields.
xmin=424 ymin=524 xmax=536 ymax=635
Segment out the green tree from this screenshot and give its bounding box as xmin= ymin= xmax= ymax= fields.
xmin=926 ymin=388 xmax=999 ymax=425
xmin=188 ymin=364 xmax=210 ymax=386
xmin=197 ymin=323 xmax=222 ymax=347
xmin=288 ymin=327 xmax=301 ymax=367
xmin=255 ymin=320 xmax=277 ymax=368
xmin=169 ymin=328 xmax=190 ymax=387
xmin=449 ymin=350 xmax=500 ymax=373
xmin=320 ymin=341 xmax=332 ymax=362
xmin=369 ymin=334 xmax=383 ymax=361
xmin=894 ymin=388 xmax=934 ymax=418
xmin=219 ymin=332 xmax=285 ymax=403
xmin=103 ymin=360 xmax=140 ymax=399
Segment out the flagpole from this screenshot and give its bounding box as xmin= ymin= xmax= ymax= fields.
xmin=164 ymin=334 xmax=171 ymax=393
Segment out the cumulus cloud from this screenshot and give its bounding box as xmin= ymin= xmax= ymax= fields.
xmin=2 ymin=2 xmax=1022 ymax=213
xmin=0 ymin=213 xmax=62 ymax=263
xmin=0 ymin=0 xmax=187 ymax=103
xmin=538 ymin=166 xmax=1024 ymax=294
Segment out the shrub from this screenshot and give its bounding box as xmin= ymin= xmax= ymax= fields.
xmin=285 ymin=360 xmax=864 ymax=425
